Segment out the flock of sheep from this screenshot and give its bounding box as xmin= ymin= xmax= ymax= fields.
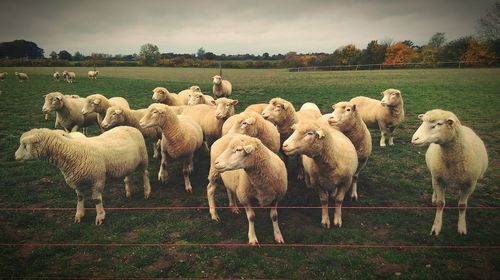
xmin=10 ymin=70 xmax=489 ymax=244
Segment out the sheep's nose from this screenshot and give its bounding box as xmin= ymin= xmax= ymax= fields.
xmin=262 ymin=113 xmax=269 ymax=119
xmin=411 ymin=137 xmax=419 ymax=144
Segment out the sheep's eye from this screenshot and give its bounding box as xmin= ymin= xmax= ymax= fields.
xmin=346 ymin=108 xmax=351 ymax=112
xmin=112 ymin=112 xmax=116 ymax=116
xmin=307 ymin=131 xmax=314 ymax=136
xmin=225 ymin=105 xmax=230 ymax=108
xmin=236 ymin=148 xmax=243 ymax=152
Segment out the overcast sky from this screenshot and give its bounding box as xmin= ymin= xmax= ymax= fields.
xmin=0 ymin=0 xmax=495 ymax=56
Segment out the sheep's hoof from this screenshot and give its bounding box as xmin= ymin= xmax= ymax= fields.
xmin=334 ymin=217 xmax=342 ymax=228
xmin=95 ymin=215 xmax=105 ymax=226
xmin=458 ymin=223 xmax=467 ymax=235
xmin=321 ymin=219 xmax=331 ymax=229
xmin=296 ymin=174 xmax=304 ymax=181
xmin=248 ymin=238 xmax=259 ymax=246
xmin=231 ymin=206 xmax=240 ymax=214
xmin=274 ymin=233 xmax=285 ymax=244
xmin=350 ymin=193 xmax=358 ymax=201
xmin=144 ymin=191 xmax=151 ymax=200
xmin=185 ymin=186 xmax=193 ymax=193
xmin=74 ymin=216 xmax=83 ymax=223
xmin=430 ymin=225 xmax=441 ymax=236
xmin=210 ymin=213 xmax=221 ymax=222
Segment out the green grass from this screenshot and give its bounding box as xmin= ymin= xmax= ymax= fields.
xmin=0 ymin=67 xmax=499 ymax=279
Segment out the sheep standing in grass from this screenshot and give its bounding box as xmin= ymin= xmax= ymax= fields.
xmin=187 ymin=91 xmax=215 ymax=106
xmin=212 ymin=75 xmax=232 ymax=98
xmin=327 ymin=101 xmax=372 ymax=201
xmin=350 ymin=88 xmax=404 ymax=147
xmin=62 ymin=71 xmax=76 ymax=83
xmin=0 ymin=72 xmax=8 ymax=81
xmin=152 ymin=87 xmax=186 ymax=106
xmin=88 ymin=70 xmax=99 ymax=79
xmin=15 ymin=127 xmax=151 ymax=225
xmin=211 ymin=134 xmax=287 ymax=244
xmin=178 ymin=85 xmax=202 ymax=104
xmin=53 ymin=71 xmax=61 ymax=81
xmin=283 ymin=120 xmax=358 ymax=228
xmin=139 ymin=104 xmax=203 ymax=192
xmin=15 ymin=72 xmax=29 ymax=82
xmin=102 ymin=106 xmax=162 ymax=159
xmin=42 ymin=92 xmax=97 ymax=133
xmin=81 ymin=93 xmax=130 ymax=130
xmin=411 ymin=109 xmax=488 ymax=235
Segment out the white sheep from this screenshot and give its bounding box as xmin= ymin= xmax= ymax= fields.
xmin=139 ymin=104 xmax=203 ymax=192
xmin=62 ymin=70 xmax=76 ymax=83
xmin=14 ymin=127 xmax=151 ymax=225
xmin=53 ymin=71 xmax=61 ymax=81
xmin=0 ymin=72 xmax=8 ymax=81
xmin=350 ymin=88 xmax=405 ymax=147
xmin=222 ymin=111 xmax=281 ymax=153
xmin=178 ymin=85 xmax=202 ymax=105
xmin=15 ymin=72 xmax=29 ymax=82
xmin=88 ymin=70 xmax=99 ymax=79
xmin=283 ymin=120 xmax=358 ymax=228
xmin=209 ymin=134 xmax=287 ymax=244
xmin=42 ymin=92 xmax=98 ymax=133
xmin=327 ymin=101 xmax=372 ymax=201
xmin=151 ymin=87 xmax=186 ymax=106
xmin=81 ymin=93 xmax=130 ymax=130
xmin=181 ymin=98 xmax=238 ymax=147
xmin=101 ymin=106 xmax=162 ymax=159
xmin=244 ymin=103 xmax=268 ymax=114
xmin=411 ymin=109 xmax=488 ymax=235
xmin=212 ymin=75 xmax=232 ymax=98
xmin=187 ymin=91 xmax=215 ymax=106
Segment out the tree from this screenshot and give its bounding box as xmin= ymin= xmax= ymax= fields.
xmin=58 ymin=50 xmax=72 ymax=60
xmin=0 ymin=40 xmax=44 ymax=59
xmin=463 ymin=37 xmax=496 ymax=64
xmin=204 ymin=52 xmax=217 ymax=60
xmin=428 ymin=32 xmax=446 ymax=48
xmin=262 ymin=52 xmax=270 ymax=59
xmin=360 ymin=40 xmax=387 ymax=64
xmin=477 ymin=2 xmax=500 ymax=41
xmin=197 ymin=48 xmax=206 ymax=59
xmin=138 ymin=43 xmax=160 ymax=66
xmin=438 ymin=36 xmax=471 ymax=61
xmin=73 ymin=51 xmax=84 ymax=61
xmin=384 ymin=42 xmax=417 ymax=64
xmin=49 ymin=51 xmax=58 ymax=60
xmin=336 ymin=44 xmax=362 ymax=65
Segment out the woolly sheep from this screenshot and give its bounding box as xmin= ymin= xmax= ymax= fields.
xmin=42 ymin=92 xmax=98 ymax=133
xmin=62 ymin=70 xmax=76 ymax=83
xmin=44 ymin=94 xmax=81 ymax=125
xmin=0 ymin=72 xmax=8 ymax=81
xmin=53 ymin=71 xmax=61 ymax=81
xmin=181 ymin=98 xmax=238 ymax=146
xmin=151 ymin=87 xmax=186 ymax=106
xmin=212 ymin=75 xmax=232 ymax=98
xmin=210 ymin=134 xmax=287 ymax=244
xmin=282 ymin=120 xmax=358 ymax=228
xmin=327 ymin=101 xmax=372 ymax=201
xmin=101 ymin=106 xmax=162 ymax=159
xmin=244 ymin=103 xmax=268 ymax=114
xmin=88 ymin=70 xmax=99 ymax=79
xmin=187 ymin=91 xmax=215 ymax=106
xmin=222 ymin=111 xmax=280 ymax=153
xmin=81 ymin=93 xmax=130 ymax=130
xmin=15 ymin=127 xmax=151 ymax=225
xmin=15 ymin=72 xmax=29 ymax=82
xmin=350 ymin=88 xmax=405 ymax=147
xmin=139 ymin=104 xmax=203 ymax=192
xmin=178 ymin=85 xmax=202 ymax=105
xmin=411 ymin=109 xmax=488 ymax=235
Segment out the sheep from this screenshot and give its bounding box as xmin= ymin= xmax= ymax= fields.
xmin=42 ymin=92 xmax=98 ymax=133
xmin=14 ymin=126 xmax=151 ymax=225
xmin=282 ymin=120 xmax=358 ymax=228
xmin=244 ymin=103 xmax=268 ymax=114
xmin=209 ymin=134 xmax=287 ymax=244
xmin=181 ymin=98 xmax=238 ymax=147
xmin=0 ymin=72 xmax=7 ymax=81
xmin=212 ymin=75 xmax=232 ymax=98
xmin=62 ymin=70 xmax=76 ymax=83
xmin=178 ymin=85 xmax=202 ymax=105
xmin=44 ymin=94 xmax=81 ymax=125
xmin=350 ymin=88 xmax=404 ymax=147
xmin=81 ymin=93 xmax=130 ymax=130
xmin=88 ymin=70 xmax=99 ymax=79
xmin=139 ymin=104 xmax=203 ymax=192
xmin=101 ymin=106 xmax=162 ymax=159
xmin=222 ymin=111 xmax=281 ymax=153
xmin=53 ymin=71 xmax=60 ymax=81
xmin=151 ymin=87 xmax=186 ymax=106
xmin=15 ymin=72 xmax=29 ymax=82
xmin=187 ymin=91 xmax=215 ymax=106
xmin=411 ymin=109 xmax=488 ymax=235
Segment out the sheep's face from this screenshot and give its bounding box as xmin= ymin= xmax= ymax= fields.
xmin=15 ymin=130 xmax=43 ymax=161
xmin=42 ymin=92 xmax=64 ymax=113
xmin=381 ymin=89 xmax=402 ymax=107
xmin=82 ymin=97 xmax=101 ymax=115
xmin=214 ymin=98 xmax=238 ymax=120
xmin=261 ymin=98 xmax=291 ymax=125
xmin=190 ymin=85 xmax=201 ymax=92
xmin=329 ymin=102 xmax=356 ymax=128
xmin=282 ymin=121 xmax=325 ymax=157
xmin=212 ymin=75 xmax=222 ymax=85
xmin=214 ymin=136 xmax=258 ymax=172
xmin=140 ymin=104 xmax=168 ymax=128
xmin=188 ymin=92 xmax=204 ymax=105
xmin=229 ymin=115 xmax=258 ymax=136
xmin=101 ymin=107 xmax=125 ymax=130
xmin=411 ymin=110 xmax=458 ymax=145
xmin=152 ymin=87 xmax=169 ymax=102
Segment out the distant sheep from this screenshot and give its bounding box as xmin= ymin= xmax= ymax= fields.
xmin=15 ymin=72 xmax=29 ymax=82
xmin=62 ymin=70 xmax=76 ymax=83
xmin=350 ymin=89 xmax=404 ymax=147
xmin=53 ymin=72 xmax=61 ymax=81
xmin=15 ymin=127 xmax=151 ymax=225
xmin=88 ymin=70 xmax=99 ymax=79
xmin=212 ymin=75 xmax=232 ymax=98
xmin=0 ymin=72 xmax=7 ymax=81
xmin=42 ymin=92 xmax=98 ymax=133
xmin=411 ymin=109 xmax=488 ymax=235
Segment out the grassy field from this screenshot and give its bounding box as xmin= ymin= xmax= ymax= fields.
xmin=0 ymin=67 xmax=499 ymax=279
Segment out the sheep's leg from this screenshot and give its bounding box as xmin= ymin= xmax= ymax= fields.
xmin=151 ymin=140 xmax=160 ymax=159
xmin=207 ymin=182 xmax=220 ymax=221
xmin=378 ymin=122 xmax=387 ymax=147
xmin=92 ymin=185 xmax=106 ymax=225
xmin=296 ymin=156 xmax=304 ymax=181
xmin=270 ymin=203 xmax=284 ymax=244
xmin=123 ymin=176 xmax=133 ymax=198
xmin=457 ymin=183 xmax=476 ymax=235
xmin=182 ymin=156 xmax=194 ymax=193
xmin=143 ymin=169 xmax=151 ymax=199
xmin=244 ymin=206 xmax=259 ymax=245
xmin=388 ymin=126 xmax=396 ymax=146
xmin=430 ymin=178 xmax=445 ymax=236
xmin=70 ymin=125 xmax=80 ymax=133
xmin=202 ymin=140 xmax=210 ymax=154
xmin=226 ymin=188 xmax=240 ymax=214
xmin=350 ymin=174 xmax=359 ymax=201
xmin=74 ymin=189 xmax=85 ymax=223
xmin=319 ymin=190 xmax=330 ymax=229
xmin=333 ymin=185 xmax=348 ymax=228
xmin=158 ymin=150 xmax=169 ymax=183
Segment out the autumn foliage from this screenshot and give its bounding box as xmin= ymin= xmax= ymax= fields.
xmin=384 ymin=42 xmax=417 ymax=64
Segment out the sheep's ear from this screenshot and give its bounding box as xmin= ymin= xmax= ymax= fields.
xmin=380 ymin=91 xmax=385 ymax=96
xmin=331 ymin=104 xmax=336 ymax=110
xmin=21 ymin=135 xmax=39 ymax=144
xmin=418 ymin=114 xmax=424 ymax=120
xmin=211 ymin=100 xmax=217 ymax=106
xmin=55 ymin=95 xmax=62 ymax=101
xmin=394 ymin=91 xmax=401 ymax=96
xmin=245 ymin=117 xmax=256 ymax=125
xmin=231 ymin=100 xmax=239 ymax=106
xmin=282 ymin=102 xmax=288 ymax=109
xmin=351 ymin=104 xmax=356 ymax=111
xmin=315 ymin=129 xmax=325 ymax=139
xmin=43 ymin=94 xmax=47 ymax=97
xmin=243 ymin=144 xmax=255 ymax=154
xmin=446 ymin=118 xmax=454 ymax=126
xmin=291 ymin=124 xmax=296 ymax=130
xmin=93 ymin=99 xmax=101 ymax=105
xmin=115 ymin=109 xmax=122 ymax=115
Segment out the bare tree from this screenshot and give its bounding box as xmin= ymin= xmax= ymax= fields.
xmin=477 ymin=2 xmax=500 ymax=41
